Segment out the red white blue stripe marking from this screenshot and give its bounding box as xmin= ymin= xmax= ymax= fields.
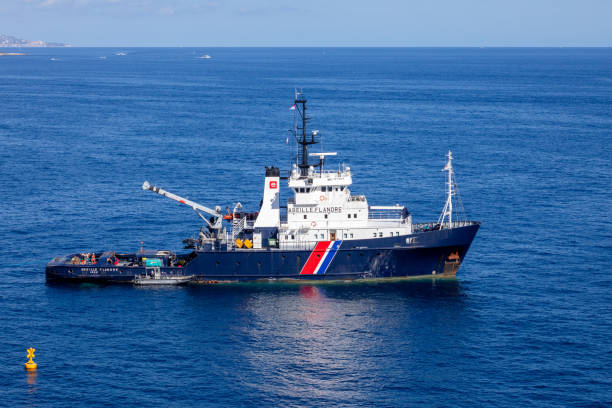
xmin=300 ymin=241 xmax=343 ymax=275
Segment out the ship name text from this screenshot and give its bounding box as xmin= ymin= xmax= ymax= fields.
xmin=288 ymin=206 xmax=343 ymax=214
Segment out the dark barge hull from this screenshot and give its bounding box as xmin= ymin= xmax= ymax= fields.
xmin=46 ymin=223 xmax=479 ymax=284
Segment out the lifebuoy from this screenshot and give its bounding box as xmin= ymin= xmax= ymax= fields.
xmin=311 ymin=221 xmax=317 ymax=227
xmin=320 ymin=195 xmax=326 ymax=201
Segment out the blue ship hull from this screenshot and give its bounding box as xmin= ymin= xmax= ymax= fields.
xmin=46 ymin=223 xmax=480 ymax=284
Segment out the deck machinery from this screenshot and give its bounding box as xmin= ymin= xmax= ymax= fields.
xmin=46 ymin=92 xmax=480 ymax=284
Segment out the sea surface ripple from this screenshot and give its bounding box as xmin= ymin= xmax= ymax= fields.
xmin=0 ymin=47 xmax=610 ymax=407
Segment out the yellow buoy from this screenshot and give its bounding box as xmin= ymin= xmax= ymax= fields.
xmin=243 ymin=239 xmax=253 ymax=249
xmin=24 ymin=347 xmax=37 ymax=370
xmin=235 ymin=238 xmax=243 ymax=248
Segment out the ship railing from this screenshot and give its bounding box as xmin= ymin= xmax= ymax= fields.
xmin=368 ymin=206 xmax=408 ymax=220
xmin=312 ymin=169 xmax=351 ymax=177
xmin=278 ymin=241 xmax=318 ymax=251
xmin=231 ymin=217 xmax=247 ymax=246
xmin=412 ymin=220 xmax=477 ymax=232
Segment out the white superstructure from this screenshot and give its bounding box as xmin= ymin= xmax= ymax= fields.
xmin=276 ymin=160 xmax=412 ymax=249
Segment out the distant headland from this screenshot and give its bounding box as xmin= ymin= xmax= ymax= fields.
xmin=1 ymin=34 xmax=70 ymax=48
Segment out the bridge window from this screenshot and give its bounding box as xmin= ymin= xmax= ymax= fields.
xmin=350 ymin=233 xmax=354 ymax=238
xmin=343 ymin=233 xmax=347 ymax=238
xmin=348 ymin=214 xmax=351 ymax=219
xmin=354 ymin=213 xmax=357 ymax=218
xmin=291 ymin=235 xmax=295 ymax=240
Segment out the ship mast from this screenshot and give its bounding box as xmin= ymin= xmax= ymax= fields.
xmin=439 ymin=150 xmax=454 ymax=228
xmin=293 ymin=90 xmax=319 ymax=176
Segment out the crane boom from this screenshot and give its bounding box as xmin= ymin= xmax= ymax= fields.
xmin=142 ymin=181 xmax=223 ymax=232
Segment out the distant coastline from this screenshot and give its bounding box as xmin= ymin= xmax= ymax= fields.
xmin=1 ymin=34 xmax=70 ymax=48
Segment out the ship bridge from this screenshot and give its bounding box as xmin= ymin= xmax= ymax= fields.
xmin=281 ymin=157 xmax=412 ymax=248
xmin=278 ymin=149 xmax=413 ymax=249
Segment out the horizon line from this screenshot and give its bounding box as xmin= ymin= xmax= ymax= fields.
xmin=3 ymin=45 xmax=612 ymax=49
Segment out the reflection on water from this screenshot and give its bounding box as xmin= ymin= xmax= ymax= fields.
xmin=26 ymin=370 xmax=37 ymax=388
xmin=298 ymin=286 xmax=329 ymax=324
xmin=205 ymin=279 xmax=469 ymax=405
xmin=186 ymin=277 xmax=464 ymax=299
xmin=299 ymin=285 xmax=323 ymax=300
xmin=42 ymin=279 xmax=468 ymax=405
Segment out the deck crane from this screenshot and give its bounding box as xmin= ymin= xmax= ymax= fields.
xmin=142 ymin=181 xmax=224 ymax=239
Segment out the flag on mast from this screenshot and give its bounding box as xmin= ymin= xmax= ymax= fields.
xmin=289 ymin=104 xmax=296 ymax=110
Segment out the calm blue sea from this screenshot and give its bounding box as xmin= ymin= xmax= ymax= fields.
xmin=0 ymin=47 xmax=611 ymax=407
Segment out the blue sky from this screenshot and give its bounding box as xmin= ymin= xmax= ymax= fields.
xmin=1 ymin=0 xmax=611 ymax=46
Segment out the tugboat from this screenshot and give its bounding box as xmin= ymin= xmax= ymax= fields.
xmin=46 ymin=91 xmax=480 ymax=284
